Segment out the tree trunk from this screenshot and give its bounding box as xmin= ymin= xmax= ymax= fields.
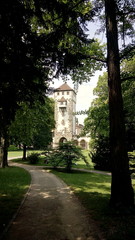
xmin=22 ymin=144 xmax=27 ymax=160
xmin=1 ymin=134 xmax=9 ymax=168
xmin=0 ymin=138 xmax=4 ymax=167
xmin=105 ymin=0 xmax=134 ymax=207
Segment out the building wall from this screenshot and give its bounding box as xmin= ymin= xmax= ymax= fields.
xmin=53 ymin=89 xmax=76 ymax=148
xmin=76 ymin=136 xmax=90 ymax=150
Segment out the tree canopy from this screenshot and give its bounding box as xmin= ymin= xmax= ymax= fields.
xmin=0 ymin=0 xmax=135 ymax=208
xmin=9 ymin=98 xmax=55 ymax=159
xmin=0 ymin=0 xmax=96 ymax=131
xmin=0 ymin=0 xmax=101 ymax=166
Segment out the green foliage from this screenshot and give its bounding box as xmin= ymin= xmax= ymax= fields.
xmin=89 ymin=136 xmax=111 ymax=171
xmin=129 ymin=152 xmax=135 ymax=176
xmin=84 ymin=57 xmax=135 ymax=171
xmin=32 ymin=98 xmax=55 ymax=149
xmin=27 ymin=152 xmax=40 ymax=164
xmin=122 ymin=57 xmax=135 ymax=151
xmin=9 ymin=98 xmax=55 ymax=150
xmin=0 ymin=0 xmax=104 ymax=152
xmin=69 ymin=41 xmax=106 ymax=84
xmin=84 ymin=72 xmax=109 ymax=139
xmin=8 ymin=145 xmax=19 ymax=151
xmin=85 ymin=59 xmax=135 ymax=143
xmin=46 ymin=141 xmax=88 ymax=172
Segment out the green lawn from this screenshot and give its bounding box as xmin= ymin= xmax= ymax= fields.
xmin=0 ymin=167 xmax=31 ymax=236
xmin=51 ymin=169 xmax=135 ymax=240
xmin=9 ymin=149 xmax=95 ymax=169
xmin=8 ymin=150 xmax=43 ymax=159
xmin=6 ymin=150 xmax=135 ymax=239
xmin=74 ymin=150 xmax=94 ymax=170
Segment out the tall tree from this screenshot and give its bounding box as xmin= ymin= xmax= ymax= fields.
xmin=9 ymin=98 xmax=55 ymax=159
xmin=0 ymin=0 xmax=96 ymax=166
xmin=105 ymin=0 xmax=134 ymax=207
xmin=84 ymin=57 xmax=135 ymax=171
xmin=84 ymin=72 xmax=109 ymax=140
xmin=84 ymin=58 xmax=135 ymax=150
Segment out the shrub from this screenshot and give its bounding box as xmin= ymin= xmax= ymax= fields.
xmin=129 ymin=152 xmax=135 ymax=176
xmin=27 ymin=152 xmax=40 ymax=164
xmin=8 ymin=145 xmax=19 ymax=151
xmin=89 ymin=136 xmax=111 ymax=171
xmin=46 ymin=141 xmax=88 ymax=172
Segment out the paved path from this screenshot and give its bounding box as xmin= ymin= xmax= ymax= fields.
xmin=2 ymin=163 xmax=101 ymax=240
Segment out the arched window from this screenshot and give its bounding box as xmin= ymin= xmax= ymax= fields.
xmin=59 ymin=137 xmax=67 ymax=144
xmin=80 ymin=139 xmax=86 ymax=149
xmin=73 ymin=140 xmax=78 ymax=146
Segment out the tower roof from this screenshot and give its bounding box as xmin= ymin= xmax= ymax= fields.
xmin=58 ymin=97 xmax=67 ymax=102
xmin=55 ymin=82 xmax=74 ymax=92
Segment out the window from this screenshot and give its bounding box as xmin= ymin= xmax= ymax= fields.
xmin=61 ymin=107 xmax=66 ymax=116
xmin=61 ymin=120 xmax=65 ymax=125
xmin=57 ymin=92 xmax=59 ymax=95
xmin=67 ymin=91 xmax=69 ymax=95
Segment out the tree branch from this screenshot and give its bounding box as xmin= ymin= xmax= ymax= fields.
xmin=121 ymin=76 xmax=135 ymax=82
xmin=119 ymin=45 xmax=135 ymax=60
xmin=86 ymin=55 xmax=107 ymax=63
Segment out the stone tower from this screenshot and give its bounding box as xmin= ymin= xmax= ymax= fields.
xmin=53 ymin=83 xmax=76 ymax=148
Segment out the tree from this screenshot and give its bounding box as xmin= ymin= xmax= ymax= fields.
xmin=82 ymin=0 xmax=135 ymax=207
xmin=83 ymin=73 xmax=110 ymax=170
xmin=104 ymin=0 xmax=134 ymax=207
xmin=46 ymin=141 xmax=88 ymax=172
xmin=32 ymin=98 xmax=55 ymax=150
xmin=0 ymin=0 xmax=48 ymax=166
xmin=84 ymin=72 xmax=109 ymax=140
xmin=0 ymin=0 xmax=98 ymax=166
xmin=84 ymin=57 xmax=135 ymax=148
xmin=84 ymin=57 xmax=135 ymax=171
xmin=84 ymin=56 xmax=135 ymax=207
xmin=9 ymin=98 xmax=55 ymax=159
xmin=121 ymin=57 xmax=135 ymax=151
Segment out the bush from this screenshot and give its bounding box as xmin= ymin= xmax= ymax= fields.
xmin=89 ymin=136 xmax=111 ymax=171
xmin=27 ymin=152 xmax=40 ymax=164
xmin=8 ymin=145 xmax=19 ymax=151
xmin=46 ymin=141 xmax=88 ymax=172
xmin=129 ymin=152 xmax=135 ymax=176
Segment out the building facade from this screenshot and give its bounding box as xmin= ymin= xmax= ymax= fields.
xmin=52 ymin=82 xmax=90 ymax=149
xmin=53 ymin=83 xmax=76 ymax=148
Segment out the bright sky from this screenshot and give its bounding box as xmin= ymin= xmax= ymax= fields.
xmin=50 ymin=21 xmax=106 ymax=124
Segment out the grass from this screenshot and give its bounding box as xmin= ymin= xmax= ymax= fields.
xmin=9 ymin=149 xmax=95 ymax=169
xmin=8 ymin=150 xmax=43 ymax=159
xmin=0 ymin=166 xmax=31 ymax=236
xmin=10 ymin=155 xmax=47 ymax=166
xmin=74 ymin=150 xmax=94 ymax=170
xmin=51 ymin=169 xmax=135 ymax=240
xmin=7 ymin=150 xmax=135 ymax=239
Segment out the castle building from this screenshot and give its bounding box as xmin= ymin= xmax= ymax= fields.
xmin=52 ymin=82 xmax=90 ymax=149
xmin=53 ymin=83 xmax=76 ymax=148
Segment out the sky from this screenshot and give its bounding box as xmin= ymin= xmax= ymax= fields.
xmin=50 ymin=21 xmax=106 ymax=124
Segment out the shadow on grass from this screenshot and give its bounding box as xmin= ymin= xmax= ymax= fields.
xmin=51 ymin=168 xmax=135 ymax=240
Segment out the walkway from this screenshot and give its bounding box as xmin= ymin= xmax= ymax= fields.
xmin=2 ymin=163 xmax=103 ymax=240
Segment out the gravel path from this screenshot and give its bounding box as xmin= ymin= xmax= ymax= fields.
xmin=3 ymin=163 xmax=101 ymax=240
